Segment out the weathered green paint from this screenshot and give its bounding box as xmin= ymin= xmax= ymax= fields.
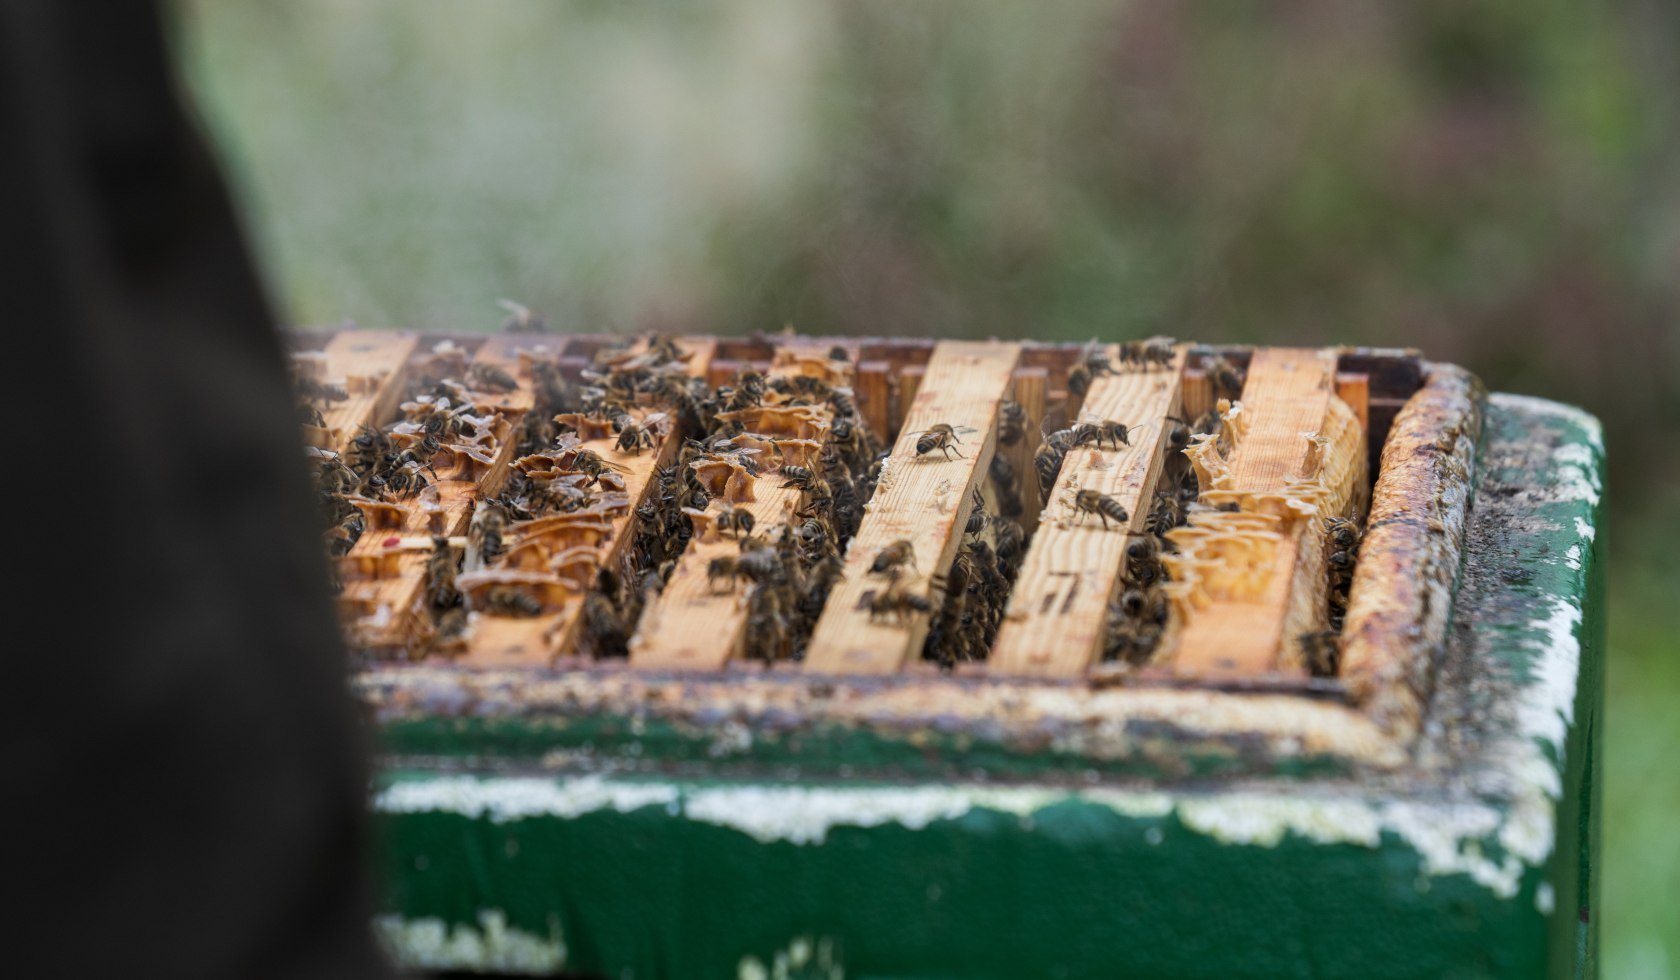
xmin=370 ymin=709 xmax=1356 ymax=784
xmin=369 ymin=394 xmax=1604 ymax=978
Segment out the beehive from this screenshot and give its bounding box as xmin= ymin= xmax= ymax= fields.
xmin=296 ymin=330 xmax=1603 ymax=978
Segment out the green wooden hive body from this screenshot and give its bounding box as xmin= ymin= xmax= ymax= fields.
xmin=355 ymin=381 xmax=1603 ymax=978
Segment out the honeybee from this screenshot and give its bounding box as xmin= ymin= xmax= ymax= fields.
xmin=915 ymin=423 xmax=971 ymax=461
xmin=482 ymin=587 xmax=542 ymax=617
xmin=1146 ymin=489 xmax=1185 ymax=534
xmin=1068 ymin=488 xmax=1129 ymax=529
xmin=614 ymin=412 xmax=669 ymax=455
xmin=1300 ymin=630 xmax=1341 ymax=677
xmin=988 ymin=454 xmax=1024 ymax=519
xmin=707 ymin=556 xmax=743 ymax=592
xmin=826 ymin=387 xmax=858 ymax=421
xmin=425 ymin=536 xmax=461 ymax=609
xmin=1126 ymin=534 xmax=1162 ymax=585
xmin=566 ymin=448 xmax=631 ymax=488
xmin=468 ymin=362 xmax=519 ymax=393
xmin=497 ymin=298 xmax=547 ymax=333
xmin=435 ymin=607 xmax=469 ymax=641
xmin=1162 ymin=415 xmax=1192 ymax=454
xmin=1066 ymin=340 xmax=1114 ymax=397
xmin=296 ymin=376 xmax=350 ymax=402
xmin=715 ymin=504 xmax=756 ymax=539
xmin=737 ymin=547 xmax=785 ymax=584
xmin=779 ymin=465 xmax=822 ymax=491
xmin=325 ymin=511 xmax=364 ymax=558
xmin=383 ymin=460 xmax=431 ymax=498
xmin=870 ymin=539 xmax=918 ymax=577
xmin=997 ymin=400 xmax=1027 ymax=447
xmin=721 ymin=369 xmax=766 ymax=412
xmin=1119 ymin=337 xmax=1176 ymax=371
xmin=866 ymin=587 xmax=933 ymax=625
xmin=1071 ymin=418 xmax=1133 ymax=450
xmin=582 ymin=593 xmax=628 ymax=657
xmin=1116 ymin=587 xmax=1169 ymax=625
xmin=1033 ymin=442 xmax=1065 ymax=498
xmin=992 ymin=519 xmax=1025 ymax=570
xmin=469 ymin=501 xmax=509 ymax=566
xmin=1325 ymin=516 xmax=1362 ymax=551
xmin=965 ymin=506 xmax=990 ymax=537
xmin=298 ymin=402 xmax=326 ymax=427
xmin=828 ymin=415 xmax=865 ymax=459
xmin=1103 ymin=617 xmax=1164 ymax=664
xmin=346 ymin=424 xmax=390 ymax=476
xmin=1205 ymin=355 xmax=1244 ymax=400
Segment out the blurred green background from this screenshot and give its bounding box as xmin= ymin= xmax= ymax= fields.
xmin=173 ymin=1 xmax=1677 ymax=974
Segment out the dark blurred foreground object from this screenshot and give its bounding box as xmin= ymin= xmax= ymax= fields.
xmin=2 ymin=3 xmax=391 ymax=977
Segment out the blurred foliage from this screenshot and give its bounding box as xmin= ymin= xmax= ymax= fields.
xmin=174 ymin=1 xmax=1677 ymax=974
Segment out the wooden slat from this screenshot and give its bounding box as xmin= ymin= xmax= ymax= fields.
xmin=339 ymin=336 xmax=553 ymax=650
xmin=989 ymin=347 xmax=1187 ymax=676
xmin=1163 ymin=348 xmax=1366 ymax=676
xmin=803 ymin=341 xmax=1022 ymax=674
xmin=1007 ymin=366 xmax=1049 ymax=530
xmin=629 ymin=343 xmax=858 ymax=671
xmin=1335 ymin=372 xmax=1370 ymax=433
xmin=311 ymin=330 xmax=420 ymax=453
xmin=461 ymin=340 xmax=717 ymax=667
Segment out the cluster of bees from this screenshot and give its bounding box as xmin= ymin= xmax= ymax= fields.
xmin=296 ymin=350 xmax=516 ymax=603
xmin=687 ymin=351 xmax=884 ymax=662
xmin=917 ymin=485 xmax=1026 ymax=667
xmin=1057 ymin=345 xmax=1247 ymax=665
xmin=1300 ymin=516 xmax=1363 ymax=676
xmin=299 ymin=329 xmax=1371 ymax=677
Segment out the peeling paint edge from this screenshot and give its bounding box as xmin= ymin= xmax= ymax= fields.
xmin=375 ymin=775 xmax=1535 ymax=897
xmin=1485 ymin=393 xmax=1604 ymax=451
xmin=376 ymin=908 xmax=566 ymax=974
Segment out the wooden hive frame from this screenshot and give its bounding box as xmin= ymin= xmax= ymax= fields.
xmin=295 ymin=329 xmax=1486 ymax=773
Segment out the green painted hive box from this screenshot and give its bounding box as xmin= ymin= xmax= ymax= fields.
xmin=309 ymin=334 xmax=1603 ymax=978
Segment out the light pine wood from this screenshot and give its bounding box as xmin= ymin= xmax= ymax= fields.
xmin=1335 ymin=371 xmax=1370 ymax=432
xmin=1162 ymin=348 xmax=1366 ymax=676
xmin=340 ymin=335 xmax=551 ymax=649
xmin=803 ymin=341 xmax=1022 ymax=675
xmin=629 ymin=343 xmax=858 ymax=671
xmin=989 ymin=347 xmax=1187 ymax=676
xmin=310 ymin=330 xmax=420 ymax=454
xmin=461 ymin=339 xmax=717 ymax=667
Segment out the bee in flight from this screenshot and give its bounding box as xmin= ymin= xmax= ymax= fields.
xmin=870 ymin=539 xmax=917 ymax=577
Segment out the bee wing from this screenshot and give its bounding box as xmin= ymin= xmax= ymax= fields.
xmin=1039 ymin=404 xmax=1072 ymax=437
xmin=640 ymin=411 xmax=672 ymax=431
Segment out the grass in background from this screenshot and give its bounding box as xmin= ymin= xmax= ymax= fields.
xmin=174 ymin=2 xmax=1678 ymax=973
